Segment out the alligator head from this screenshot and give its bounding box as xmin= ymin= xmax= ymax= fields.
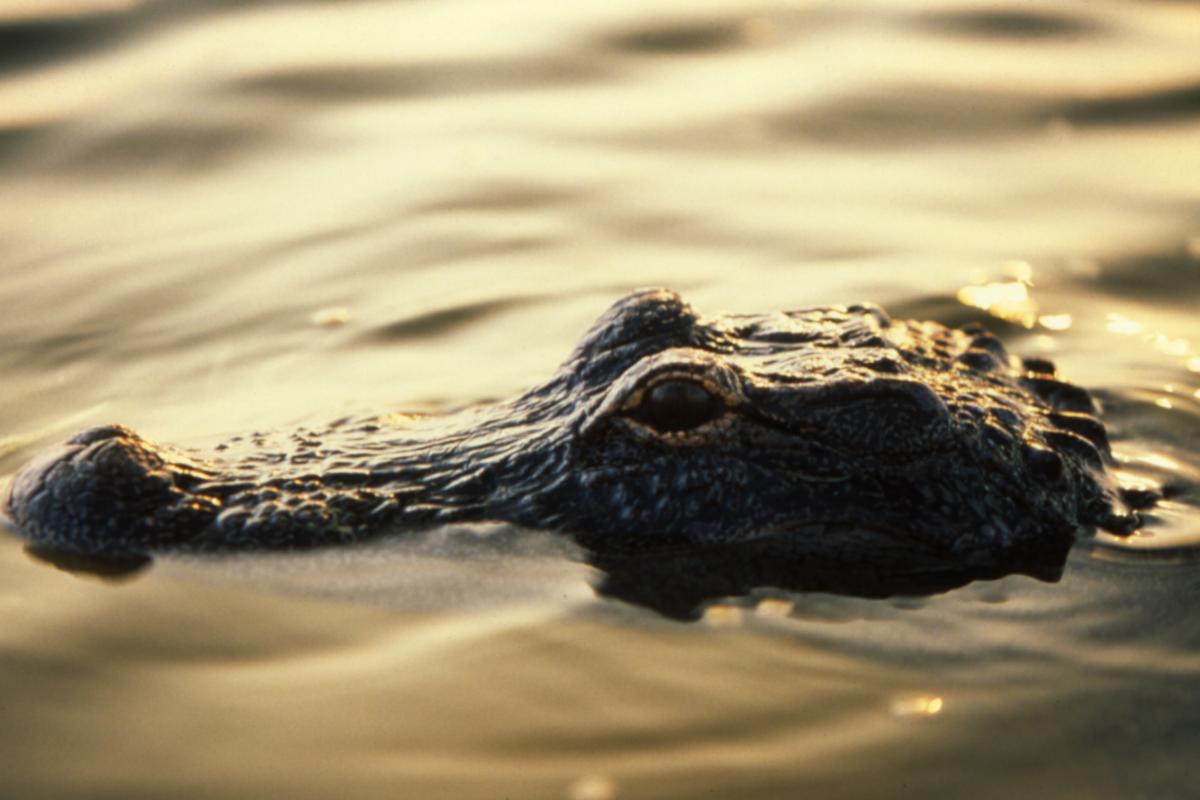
xmin=3 ymin=289 xmax=1147 ymax=614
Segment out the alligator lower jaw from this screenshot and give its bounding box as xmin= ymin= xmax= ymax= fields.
xmin=585 ymin=526 xmax=1069 ymax=620
xmin=586 ymin=517 xmax=1073 ymax=578
xmin=22 ymin=544 xmax=152 ymax=580
xmin=578 ymin=519 xmax=940 ymax=560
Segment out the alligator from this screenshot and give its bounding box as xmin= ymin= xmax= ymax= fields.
xmin=3 ymin=289 xmax=1152 ymax=616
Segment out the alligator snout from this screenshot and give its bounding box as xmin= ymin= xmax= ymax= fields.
xmin=6 ymin=425 xmax=218 ymax=554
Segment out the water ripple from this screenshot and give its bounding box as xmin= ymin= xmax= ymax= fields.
xmin=766 ymin=86 xmax=1036 ymax=147
xmin=230 ymin=57 xmax=615 ymax=104
xmin=52 ymin=118 xmax=284 ymax=175
xmin=0 ymin=11 xmax=133 ymax=75
xmin=915 ymin=8 xmax=1103 ymax=40
xmin=600 ymin=17 xmax=757 ymax=55
xmin=362 ymin=296 xmax=546 ymax=343
xmin=1060 ymin=80 xmax=1200 ymax=127
xmin=1088 ymin=243 xmax=1200 ymax=306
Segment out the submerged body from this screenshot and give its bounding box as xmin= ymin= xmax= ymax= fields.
xmin=4 ymin=289 xmax=1145 ymax=610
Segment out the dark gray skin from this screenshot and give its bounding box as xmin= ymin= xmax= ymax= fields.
xmin=4 ymin=289 xmax=1149 ymax=615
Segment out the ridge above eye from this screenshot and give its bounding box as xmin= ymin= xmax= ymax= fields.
xmin=626 ymin=378 xmax=721 ymax=433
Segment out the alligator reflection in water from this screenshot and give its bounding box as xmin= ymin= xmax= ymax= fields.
xmin=4 ymin=289 xmax=1157 ymax=617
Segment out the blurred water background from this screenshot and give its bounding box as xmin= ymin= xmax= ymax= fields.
xmin=1 ymin=0 xmax=1199 ymax=797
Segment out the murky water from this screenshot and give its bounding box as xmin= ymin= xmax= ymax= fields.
xmin=2 ymin=0 xmax=1199 ymax=797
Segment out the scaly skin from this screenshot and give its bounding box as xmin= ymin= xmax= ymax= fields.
xmin=3 ymin=289 xmax=1146 ymax=611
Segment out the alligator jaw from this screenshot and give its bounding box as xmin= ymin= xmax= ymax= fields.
xmin=23 ymin=544 xmax=151 ymax=580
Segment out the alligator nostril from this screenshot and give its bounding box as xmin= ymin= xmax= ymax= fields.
xmin=68 ymin=425 xmax=137 ymax=447
xmin=5 ymin=429 xmax=213 ymax=554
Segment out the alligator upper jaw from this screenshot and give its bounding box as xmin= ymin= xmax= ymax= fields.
xmin=3 ymin=424 xmax=236 ymax=558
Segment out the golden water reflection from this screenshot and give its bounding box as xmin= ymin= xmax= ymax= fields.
xmin=1 ymin=0 xmax=1199 ymax=798
xmin=890 ymin=695 xmax=945 ymax=719
xmin=566 ymin=774 xmax=618 ymax=800
xmin=957 ymin=279 xmax=1037 ymax=328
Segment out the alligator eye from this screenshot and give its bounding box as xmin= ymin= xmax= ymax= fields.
xmin=628 ymin=379 xmax=721 ymax=433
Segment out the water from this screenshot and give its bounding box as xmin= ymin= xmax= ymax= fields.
xmin=2 ymin=0 xmax=1199 ymax=797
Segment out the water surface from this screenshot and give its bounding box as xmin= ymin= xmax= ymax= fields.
xmin=2 ymin=0 xmax=1199 ymax=797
